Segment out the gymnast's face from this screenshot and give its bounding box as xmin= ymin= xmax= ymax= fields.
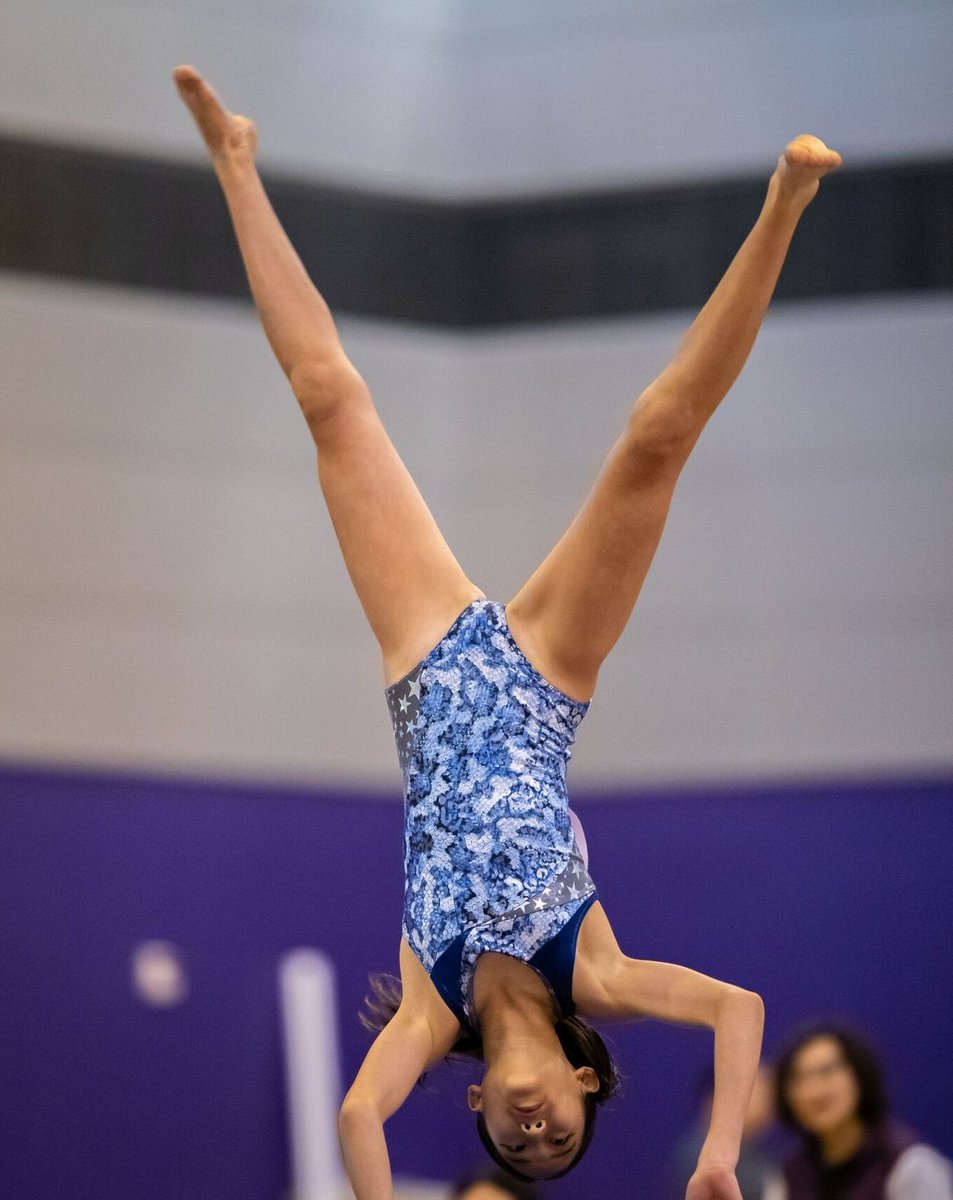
xmin=467 ymin=1059 xmax=598 ymax=1177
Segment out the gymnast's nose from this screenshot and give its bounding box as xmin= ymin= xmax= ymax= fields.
xmin=520 ymin=1117 xmax=546 ymax=1134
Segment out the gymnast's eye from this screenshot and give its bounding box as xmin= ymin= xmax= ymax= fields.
xmin=552 ymin=1135 xmax=571 ymax=1146
xmin=502 ymin=1143 xmax=526 ymax=1153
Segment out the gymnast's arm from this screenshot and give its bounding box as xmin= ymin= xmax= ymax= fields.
xmin=339 ymin=942 xmax=461 ymax=1200
xmin=574 ymin=903 xmax=764 ymax=1200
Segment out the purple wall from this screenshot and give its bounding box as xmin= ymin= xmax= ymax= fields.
xmin=1 ymin=764 xmax=950 ymax=1200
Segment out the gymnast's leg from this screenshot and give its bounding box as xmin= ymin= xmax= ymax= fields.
xmin=506 ymin=136 xmax=843 ymax=702
xmin=173 ymin=67 xmax=482 ymax=682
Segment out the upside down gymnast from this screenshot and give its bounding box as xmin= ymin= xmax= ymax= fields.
xmin=174 ymin=64 xmax=842 ymax=1196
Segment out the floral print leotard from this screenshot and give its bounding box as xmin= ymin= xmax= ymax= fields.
xmin=385 ymin=599 xmax=596 ymax=1029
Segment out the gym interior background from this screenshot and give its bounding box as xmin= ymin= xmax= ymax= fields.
xmin=1 ymin=3 xmax=951 ymax=1198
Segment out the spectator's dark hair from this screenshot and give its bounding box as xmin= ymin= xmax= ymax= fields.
xmin=774 ymin=1022 xmax=889 ymax=1130
xmin=362 ymin=973 xmax=621 ymax=1178
xmin=450 ymin=1164 xmax=540 ymax=1200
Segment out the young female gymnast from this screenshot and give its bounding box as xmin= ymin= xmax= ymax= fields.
xmin=173 ymin=65 xmax=842 ymax=1196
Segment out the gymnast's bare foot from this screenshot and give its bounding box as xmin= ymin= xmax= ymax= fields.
xmin=773 ymin=134 xmax=843 ymax=210
xmin=173 ymin=65 xmax=258 ymax=165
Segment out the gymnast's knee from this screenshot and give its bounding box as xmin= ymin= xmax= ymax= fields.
xmin=289 ymin=356 xmax=372 ymax=440
xmin=618 ymin=397 xmax=697 ymax=480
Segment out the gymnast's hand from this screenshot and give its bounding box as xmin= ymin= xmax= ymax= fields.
xmin=685 ymin=1164 xmax=745 ymax=1200
xmin=173 ymin=65 xmax=258 ymax=164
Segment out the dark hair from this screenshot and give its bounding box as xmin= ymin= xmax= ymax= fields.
xmin=451 ymin=1164 xmax=540 ymax=1200
xmin=362 ymin=975 xmax=621 ymax=1177
xmin=774 ymin=1022 xmax=889 ymax=1130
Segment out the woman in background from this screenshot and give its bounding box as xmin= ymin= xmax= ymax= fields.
xmin=770 ymin=1024 xmax=952 ymax=1200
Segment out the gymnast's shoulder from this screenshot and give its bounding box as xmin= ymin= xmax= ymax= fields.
xmin=397 ymin=936 xmax=463 ymax=1051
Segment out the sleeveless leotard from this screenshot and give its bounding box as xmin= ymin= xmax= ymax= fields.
xmin=385 ymin=599 xmax=597 ymax=1031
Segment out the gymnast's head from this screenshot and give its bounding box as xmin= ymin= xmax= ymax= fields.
xmin=468 ymin=1014 xmax=620 ymax=1180
xmin=362 ymin=976 xmax=620 ymax=1179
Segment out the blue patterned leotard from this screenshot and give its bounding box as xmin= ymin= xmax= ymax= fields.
xmin=385 ymin=599 xmax=597 ymax=1031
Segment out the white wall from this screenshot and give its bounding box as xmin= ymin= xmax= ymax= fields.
xmin=2 ymin=0 xmax=951 ymax=788
xmin=448 ymin=0 xmax=953 ymax=196
xmin=3 ymin=273 xmax=950 ymax=786
xmin=1 ymin=0 xmax=950 ymax=195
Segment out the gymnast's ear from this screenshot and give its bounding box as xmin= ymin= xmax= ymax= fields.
xmin=467 ymin=1084 xmax=484 ymax=1112
xmin=575 ymin=1066 xmax=600 ymax=1094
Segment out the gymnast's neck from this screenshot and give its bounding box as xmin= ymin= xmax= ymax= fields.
xmin=472 ymin=952 xmax=563 ymax=1065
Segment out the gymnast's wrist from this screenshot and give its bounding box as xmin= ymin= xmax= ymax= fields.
xmin=697 ymin=1137 xmax=740 ymax=1172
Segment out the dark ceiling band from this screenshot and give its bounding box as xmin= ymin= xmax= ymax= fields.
xmin=0 ymin=134 xmax=950 ymax=327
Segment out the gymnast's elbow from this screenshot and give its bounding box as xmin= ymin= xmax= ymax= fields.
xmin=338 ymin=1091 xmax=381 ymax=1135
xmin=718 ymin=985 xmax=765 ymax=1026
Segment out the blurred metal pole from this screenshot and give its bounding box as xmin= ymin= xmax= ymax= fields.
xmin=280 ymin=948 xmax=344 ymax=1200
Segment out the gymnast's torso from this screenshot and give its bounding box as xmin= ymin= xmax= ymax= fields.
xmin=386 ymin=599 xmax=597 ymax=1030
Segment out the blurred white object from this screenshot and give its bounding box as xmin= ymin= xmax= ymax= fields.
xmin=280 ymin=949 xmax=344 ymax=1200
xmin=130 ymin=939 xmax=189 ymax=1007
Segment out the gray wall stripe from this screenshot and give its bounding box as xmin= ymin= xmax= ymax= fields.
xmin=1 ymin=135 xmax=951 ymax=325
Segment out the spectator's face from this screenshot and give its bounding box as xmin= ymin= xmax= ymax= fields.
xmin=784 ymin=1035 xmax=861 ymax=1135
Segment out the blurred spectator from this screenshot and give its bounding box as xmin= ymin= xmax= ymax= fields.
xmin=669 ymin=1063 xmax=781 ymax=1200
xmin=769 ymin=1023 xmax=952 ymax=1200
xmin=450 ymin=1164 xmax=540 ymax=1200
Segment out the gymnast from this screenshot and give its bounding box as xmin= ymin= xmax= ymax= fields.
xmin=173 ymin=65 xmax=842 ymax=1196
